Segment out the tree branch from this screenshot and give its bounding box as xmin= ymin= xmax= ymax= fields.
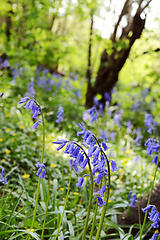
xmin=110 ymin=0 xmax=131 ymax=41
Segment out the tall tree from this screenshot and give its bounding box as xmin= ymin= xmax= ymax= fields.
xmin=85 ymin=0 xmax=152 ymax=108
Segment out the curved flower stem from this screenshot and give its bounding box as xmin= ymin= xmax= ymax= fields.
xmin=81 ymin=160 xmax=94 ymax=240
xmin=55 ymin=167 xmax=72 ymax=240
xmin=89 ymin=180 xmax=102 ymax=240
xmin=41 ymin=170 xmax=50 ymax=240
xmin=73 ymin=142 xmax=94 ymax=240
xmin=89 ymin=198 xmax=98 ymax=240
xmin=140 ymin=156 xmax=159 ymax=240
xmin=91 ymin=134 xmax=111 ymax=240
xmin=31 ymin=110 xmax=45 ymax=230
xmin=95 ymin=162 xmax=110 ymax=240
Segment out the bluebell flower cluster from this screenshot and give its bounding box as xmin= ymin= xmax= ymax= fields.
xmin=36 ymin=162 xmax=46 ymax=179
xmin=56 ymin=105 xmax=64 ymax=123
xmin=18 ymin=97 xmax=42 ymax=130
xmin=27 ymin=77 xmax=36 ymax=98
xmin=87 ymin=107 xmax=98 ymax=123
xmin=134 ymin=127 xmax=143 ymax=146
xmin=0 ymin=58 xmax=9 ymax=69
xmin=144 ymin=138 xmax=160 ymax=164
xmin=142 ymin=205 xmax=160 ymax=239
xmin=145 ymin=114 xmax=158 ymax=134
xmin=0 ymin=166 xmax=8 ymax=185
xmin=129 ymin=192 xmax=137 ymax=207
xmin=52 ymin=123 xmax=119 ymax=207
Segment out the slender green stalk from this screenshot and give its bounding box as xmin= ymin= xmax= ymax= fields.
xmin=41 ymin=170 xmax=50 ymax=240
xmin=140 ymin=156 xmax=159 ymax=240
xmin=54 ymin=167 xmax=72 ymax=240
xmin=31 ymin=110 xmax=45 ymax=230
xmin=73 ymin=142 xmax=94 ymax=240
xmin=81 ymin=161 xmax=94 ymax=240
xmin=89 ymin=180 xmax=102 ymax=240
xmin=95 ymin=148 xmax=111 ymax=240
xmin=89 ymin=201 xmax=98 ymax=240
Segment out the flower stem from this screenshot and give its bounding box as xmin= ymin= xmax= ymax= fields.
xmin=140 ymin=157 xmax=159 ymax=240
xmin=89 ymin=200 xmax=98 ymax=240
xmin=95 ymin=149 xmax=111 ymax=240
xmin=54 ymin=167 xmax=72 ymax=240
xmin=81 ymin=161 xmax=94 ymax=240
xmin=31 ymin=110 xmax=45 ymax=230
xmin=41 ymin=170 xmax=50 ymax=240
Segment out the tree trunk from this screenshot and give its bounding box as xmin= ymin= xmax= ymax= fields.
xmin=85 ymin=0 xmax=152 ymax=109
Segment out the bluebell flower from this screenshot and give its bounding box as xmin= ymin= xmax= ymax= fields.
xmin=142 ymin=205 xmax=160 ymax=231
xmin=142 ymin=204 xmax=152 ymax=213
xmin=100 ymin=130 xmax=108 ymax=142
xmin=134 ymin=127 xmax=143 ymax=146
xmin=80 ymin=158 xmax=88 ymax=169
xmin=128 ymin=190 xmax=132 ymax=199
xmin=92 ymin=196 xmax=106 ymax=207
xmin=56 ymin=105 xmax=64 ymax=123
xmin=101 ymin=142 xmax=109 ymax=151
xmin=97 ymin=185 xmax=108 ymax=197
xmin=150 ymin=233 xmax=158 ymax=240
xmin=110 ymin=160 xmax=119 ymax=172
xmin=18 ymin=97 xmax=42 ymax=130
xmin=127 ymin=121 xmax=133 ymax=133
xmin=132 ymin=156 xmax=139 ymax=165
xmin=31 ymin=121 xmax=39 ymax=130
xmin=94 ymin=173 xmax=103 ymax=185
xmin=152 ymin=155 xmax=158 ymax=165
xmin=145 ymin=114 xmax=153 ymax=127
xmin=110 ymin=131 xmax=116 ymax=140
xmin=76 ymin=177 xmax=84 ymax=188
xmin=0 ymin=167 xmax=8 ymax=185
xmin=88 ymin=146 xmax=97 ymax=157
xmin=104 ymin=92 xmax=111 ymax=102
xmin=129 ymin=193 xmax=137 ymax=207
xmin=36 ymin=162 xmax=46 ymax=179
xmin=18 ymin=97 xmax=30 ymax=104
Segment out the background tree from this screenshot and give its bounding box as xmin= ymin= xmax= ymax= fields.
xmin=85 ymin=0 xmax=153 ymax=109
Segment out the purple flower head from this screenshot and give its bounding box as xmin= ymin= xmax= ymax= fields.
xmin=0 ymin=167 xmax=8 ymax=185
xmin=132 ymin=156 xmax=139 ymax=165
xmin=128 ymin=190 xmax=132 ymax=199
xmin=101 ymin=142 xmax=109 ymax=151
xmin=76 ymin=177 xmax=84 ymax=188
xmin=100 ymin=130 xmax=108 ymax=142
xmin=110 ymin=160 xmax=119 ymax=172
xmin=127 ymin=121 xmax=133 ymax=133
xmin=150 ymin=233 xmax=158 ymax=240
xmin=18 ymin=97 xmax=41 ymax=130
xmin=80 ymin=158 xmax=88 ymax=170
xmin=152 ymin=155 xmax=158 ymax=165
xmin=92 ymin=196 xmax=106 ymax=207
xmin=94 ymin=173 xmax=103 ymax=185
xmin=40 ymin=169 xmax=46 ymax=179
xmin=31 ymin=121 xmax=39 ymax=130
xmin=104 ymin=92 xmax=111 ymax=102
xmin=129 ymin=193 xmax=137 ymax=207
xmin=36 ymin=162 xmax=45 ymax=168
xmin=56 ymin=105 xmax=64 ymax=123
xmin=36 ymin=162 xmax=46 ymax=179
xmin=53 ymin=139 xmax=69 ymax=145
xmin=145 ymin=114 xmax=153 ymax=128
xmin=18 ymin=97 xmax=30 ymax=104
xmin=97 ymin=185 xmax=108 ymax=197
xmin=87 ymin=107 xmax=95 ymax=117
xmin=142 ymin=205 xmax=152 ymax=213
